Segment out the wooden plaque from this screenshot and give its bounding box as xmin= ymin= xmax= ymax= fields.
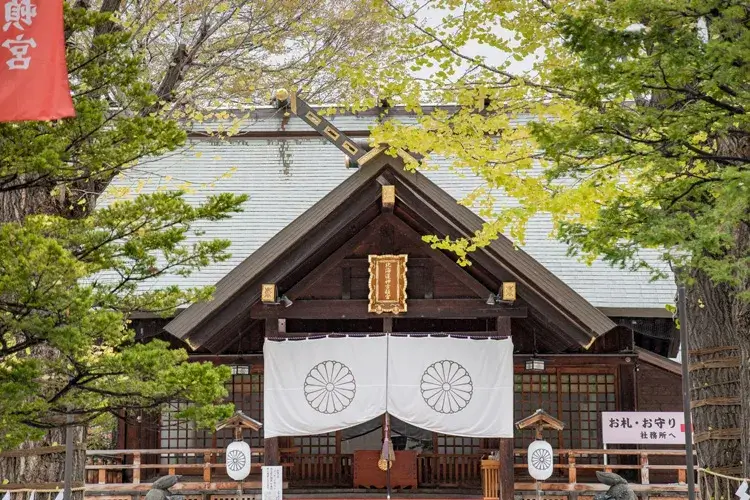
xmin=261 ymin=283 xmax=277 ymax=303
xmin=368 ymin=254 xmax=408 ymax=314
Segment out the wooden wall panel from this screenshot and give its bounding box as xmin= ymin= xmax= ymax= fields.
xmin=432 ymin=266 xmax=479 ymax=299
xmin=296 ymin=268 xmax=342 ymax=299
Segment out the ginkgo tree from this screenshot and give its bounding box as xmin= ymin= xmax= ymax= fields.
xmin=344 ymin=0 xmax=749 ymax=489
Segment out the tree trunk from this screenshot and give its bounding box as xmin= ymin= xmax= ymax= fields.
xmin=687 ymin=269 xmax=749 ymax=500
xmin=0 ymin=181 xmax=66 ymax=223
xmin=733 ymin=222 xmax=750 ymax=479
xmin=0 ymin=427 xmax=86 ymax=500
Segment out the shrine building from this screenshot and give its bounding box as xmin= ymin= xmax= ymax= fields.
xmin=85 ymin=96 xmax=690 ymax=500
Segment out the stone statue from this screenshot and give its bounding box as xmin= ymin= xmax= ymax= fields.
xmin=594 ymin=472 xmax=637 ymax=500
xmin=145 ymin=475 xmax=184 ymax=500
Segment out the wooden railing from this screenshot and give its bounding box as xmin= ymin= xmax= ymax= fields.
xmin=281 ymin=454 xmax=353 ymax=487
xmin=511 ymin=448 xmax=692 ymax=488
xmin=85 ymin=448 xmax=296 ymax=486
xmin=86 ymin=447 xmax=691 ymax=492
xmin=417 ymin=454 xmax=484 ymax=487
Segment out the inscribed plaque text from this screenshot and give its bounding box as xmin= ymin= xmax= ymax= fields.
xmin=368 ymin=254 xmax=408 ymax=314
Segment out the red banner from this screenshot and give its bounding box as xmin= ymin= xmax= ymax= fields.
xmin=0 ymin=0 xmax=74 ymax=122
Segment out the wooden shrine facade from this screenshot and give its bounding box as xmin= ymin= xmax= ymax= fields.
xmin=88 ymin=149 xmax=690 ymax=500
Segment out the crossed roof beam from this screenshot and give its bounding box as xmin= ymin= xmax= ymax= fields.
xmin=273 ymin=89 xmax=414 ymax=167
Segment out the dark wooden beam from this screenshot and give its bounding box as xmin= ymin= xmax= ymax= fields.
xmin=619 ymin=363 xmax=637 ymax=411
xmin=285 ymin=215 xmax=390 ymax=300
xmin=513 ymin=354 xmax=634 ymax=365
xmin=342 ymin=267 xmax=351 ymax=299
xmin=251 ymin=299 xmax=527 ymax=319
xmin=497 ymin=317 xmax=511 ymax=336
xmin=264 ymin=437 xmax=279 ymax=466
xmin=265 ymin=318 xmax=279 ymax=337
xmin=424 ymin=262 xmax=434 ymax=299
xmin=498 ymin=438 xmax=514 ymax=500
xmin=194 ymin=183 xmax=383 ymax=350
xmin=384 ymin=214 xmax=494 ymax=299
xmin=385 ymin=172 xmax=598 ymax=347
xmin=597 ymin=306 xmax=673 ymax=318
xmin=340 ymin=257 xmax=434 ymax=268
xmin=383 ymin=317 xmax=393 ymax=333
xmin=380 ymin=221 xmax=396 ymax=253
xmin=511 ymin=313 xmax=577 ymax=353
xmin=382 ymin=185 xmax=395 ymax=212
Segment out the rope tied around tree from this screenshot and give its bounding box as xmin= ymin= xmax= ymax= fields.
xmin=697 ymin=467 xmax=750 ymax=500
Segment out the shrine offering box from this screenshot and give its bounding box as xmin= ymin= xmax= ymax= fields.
xmin=353 ymin=450 xmax=418 ymax=489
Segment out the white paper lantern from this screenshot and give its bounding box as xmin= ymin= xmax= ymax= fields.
xmin=527 ymin=440 xmax=554 ymax=481
xmin=225 ymin=441 xmax=252 ymax=480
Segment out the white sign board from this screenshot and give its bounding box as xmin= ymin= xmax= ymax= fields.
xmin=262 ymin=465 xmax=283 ymax=500
xmin=602 ymin=412 xmax=686 ymax=445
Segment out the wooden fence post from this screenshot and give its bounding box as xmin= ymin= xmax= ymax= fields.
xmin=132 ymin=452 xmax=141 ymax=484
xmin=567 ymin=453 xmax=577 ymax=484
xmin=640 ymin=453 xmax=650 ymax=485
xmin=204 ymin=452 xmax=212 ymax=482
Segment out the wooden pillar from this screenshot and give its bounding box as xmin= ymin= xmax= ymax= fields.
xmin=497 ymin=316 xmax=513 ymax=500
xmin=497 ymin=317 xmax=511 ymax=336
xmin=619 ymin=361 xmax=637 ymax=411
xmin=265 ymin=437 xmax=280 ymax=466
xmin=383 ymin=317 xmax=393 ymax=333
xmin=264 ymin=318 xmax=281 ymax=466
xmin=498 ymin=439 xmax=514 ymax=500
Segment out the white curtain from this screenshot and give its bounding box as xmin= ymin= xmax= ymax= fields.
xmin=263 ymin=335 xmax=514 ymax=439
xmin=387 ymin=336 xmax=514 ymax=438
xmin=263 ymin=336 xmax=387 ymax=438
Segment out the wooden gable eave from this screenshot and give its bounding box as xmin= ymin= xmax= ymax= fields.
xmin=164 ymin=154 xmax=395 ymax=347
xmin=515 ymin=409 xmax=566 ymax=432
xmin=188 ymin=187 xmax=383 ymax=351
xmin=248 ymin=211 xmax=528 ymax=321
xmin=378 ymin=164 xmax=616 ymax=348
xmin=166 ymin=147 xmax=615 ymax=351
xmin=635 ymin=346 xmax=682 ymax=376
xmin=280 ymin=212 xmax=494 ymax=303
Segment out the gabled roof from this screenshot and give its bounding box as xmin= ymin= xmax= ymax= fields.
xmin=635 ymin=347 xmax=682 ymax=376
xmin=215 ymin=410 xmax=263 ymax=432
xmin=515 ymin=409 xmax=566 ymax=431
xmin=165 ymin=150 xmax=616 ymax=350
xmin=102 ymin=133 xmax=676 ymax=310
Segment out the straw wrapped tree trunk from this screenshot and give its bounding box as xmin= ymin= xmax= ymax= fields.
xmin=686 ymin=273 xmax=742 ymax=499
xmin=0 ymin=427 xmax=86 ymax=500
xmin=687 ymin=214 xmax=750 ymax=497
